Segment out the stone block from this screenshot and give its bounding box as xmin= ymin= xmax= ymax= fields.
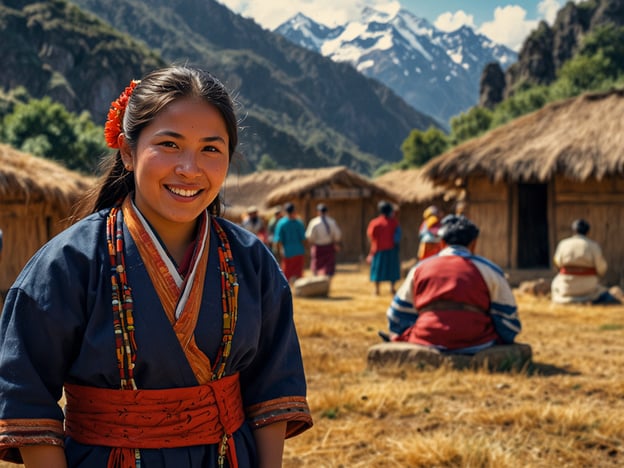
xmin=293 ymin=275 xmax=330 ymax=297
xmin=367 ymin=342 xmax=532 ymax=372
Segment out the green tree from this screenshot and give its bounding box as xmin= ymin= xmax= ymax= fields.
xmin=490 ymin=85 xmax=550 ymax=128
xmin=579 ymin=24 xmax=624 ymax=78
xmin=400 ymin=127 xmax=449 ymax=168
xmin=1 ymin=97 xmax=106 ymax=173
xmin=450 ymin=106 xmax=493 ymax=144
xmin=551 ymin=25 xmax=624 ymax=99
xmin=257 ymin=153 xmax=279 ymax=171
xmin=0 ymin=86 xmax=30 ymax=121
xmin=556 ymin=53 xmax=614 ymax=92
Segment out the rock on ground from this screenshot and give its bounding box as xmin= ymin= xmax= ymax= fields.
xmin=367 ymin=342 xmax=533 ymax=372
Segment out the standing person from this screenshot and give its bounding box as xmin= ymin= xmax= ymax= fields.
xmin=305 ymin=203 xmax=342 ymax=278
xmin=551 ymin=219 xmax=620 ymax=304
xmin=266 ymin=207 xmax=283 ymax=260
xmin=273 ymin=203 xmax=306 ymax=285
xmin=383 ymin=215 xmax=521 ymax=353
xmin=241 ymin=205 xmax=268 ymax=245
xmin=417 ymin=205 xmax=443 ymax=260
xmin=367 ymin=201 xmax=401 ymax=295
xmin=0 ymin=66 xmax=312 ymax=467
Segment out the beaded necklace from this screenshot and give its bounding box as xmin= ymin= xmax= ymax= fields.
xmin=106 ymin=204 xmax=239 ymax=386
xmin=107 ymin=204 xmax=240 ymax=467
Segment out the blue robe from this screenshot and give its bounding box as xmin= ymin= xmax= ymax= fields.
xmin=0 ymin=209 xmax=311 ymax=467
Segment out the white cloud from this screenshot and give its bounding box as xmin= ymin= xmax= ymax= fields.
xmin=538 ymin=0 xmax=562 ymax=24
xmin=216 ymin=0 xmax=399 ymax=30
xmin=434 ymin=10 xmax=476 ymax=32
xmin=479 ymin=5 xmax=538 ymax=52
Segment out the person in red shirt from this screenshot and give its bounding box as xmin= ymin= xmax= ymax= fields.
xmin=367 ymin=201 xmax=401 ymax=295
xmin=383 ymin=215 xmax=521 ymax=354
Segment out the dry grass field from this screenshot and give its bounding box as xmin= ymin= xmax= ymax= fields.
xmin=282 ymin=264 xmax=623 ymax=468
xmin=1 ymin=263 xmax=622 ymax=467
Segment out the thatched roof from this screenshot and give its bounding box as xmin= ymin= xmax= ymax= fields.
xmin=223 ymin=167 xmax=399 ymax=218
xmin=222 ymin=169 xmax=301 ymax=219
xmin=423 ymin=88 xmax=624 ymax=184
xmin=0 ymin=144 xmax=93 ymax=212
xmin=263 ymin=166 xmax=399 ymax=206
xmin=373 ymin=168 xmax=454 ymax=204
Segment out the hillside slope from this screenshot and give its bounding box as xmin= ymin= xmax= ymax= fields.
xmin=69 ymin=0 xmax=442 ymax=173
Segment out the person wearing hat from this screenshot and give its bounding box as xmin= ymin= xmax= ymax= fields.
xmin=551 ymin=219 xmax=620 ymax=304
xmin=382 ymin=215 xmax=521 ymax=354
xmin=366 ymin=201 xmax=401 ymax=295
xmin=417 ymin=205 xmax=443 ymax=260
xmin=273 ymin=203 xmax=307 ymax=284
xmin=305 ymin=203 xmax=342 ymax=278
xmin=241 ymin=205 xmax=268 ymax=245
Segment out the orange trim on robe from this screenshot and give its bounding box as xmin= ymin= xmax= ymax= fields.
xmin=122 ymin=198 xmax=214 ymax=384
xmin=246 ymin=396 xmax=313 ymax=438
xmin=0 ymin=418 xmax=64 ymax=463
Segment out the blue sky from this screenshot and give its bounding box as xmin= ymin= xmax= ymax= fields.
xmin=217 ymin=0 xmax=583 ymax=51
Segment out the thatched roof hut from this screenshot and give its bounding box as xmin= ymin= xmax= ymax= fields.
xmin=374 ymin=169 xmax=459 ymax=261
xmin=221 ymin=170 xmax=299 ymax=222
xmin=422 ymin=88 xmax=624 ymax=285
xmin=223 ymin=167 xmax=399 ymax=262
xmin=0 ymin=144 xmax=93 ymax=294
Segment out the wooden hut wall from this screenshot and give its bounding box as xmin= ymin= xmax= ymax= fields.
xmin=239 ymin=196 xmax=393 ymax=264
xmin=396 ymin=203 xmax=423 ymax=261
xmin=465 ymin=177 xmax=511 ymax=267
xmin=554 ymin=176 xmax=624 ymax=286
xmin=293 ymin=197 xmax=384 ymax=263
xmin=0 ymin=201 xmax=71 ymax=294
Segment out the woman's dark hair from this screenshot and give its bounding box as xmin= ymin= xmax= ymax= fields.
xmin=79 ymin=65 xmax=238 ymax=217
xmin=378 ymin=200 xmax=393 ymax=216
xmin=572 ymin=219 xmax=590 ymax=235
xmin=438 ymin=214 xmax=480 ymax=247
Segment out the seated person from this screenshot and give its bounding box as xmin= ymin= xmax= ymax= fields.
xmin=551 ymin=219 xmax=620 ymax=304
xmin=382 ymin=215 xmax=521 ymax=355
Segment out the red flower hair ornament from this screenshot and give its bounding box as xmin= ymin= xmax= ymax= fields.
xmin=104 ymin=79 xmax=140 ymax=149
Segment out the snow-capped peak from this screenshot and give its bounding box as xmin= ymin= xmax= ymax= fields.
xmin=274 ymin=6 xmax=516 ymax=125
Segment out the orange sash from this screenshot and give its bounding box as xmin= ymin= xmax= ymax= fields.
xmin=64 ymin=373 xmax=244 ymax=466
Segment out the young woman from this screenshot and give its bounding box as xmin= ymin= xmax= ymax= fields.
xmin=0 ymin=66 xmax=312 ymax=467
xmin=367 ymin=201 xmax=401 ymax=296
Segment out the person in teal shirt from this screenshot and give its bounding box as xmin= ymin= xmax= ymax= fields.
xmin=274 ymin=203 xmax=307 ymax=284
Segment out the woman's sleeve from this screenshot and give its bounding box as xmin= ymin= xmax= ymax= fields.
xmin=0 ymin=240 xmax=88 ymax=462
xmin=239 ymin=251 xmax=313 ymax=438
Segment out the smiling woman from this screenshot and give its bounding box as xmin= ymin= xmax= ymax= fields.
xmin=119 ymin=97 xmax=230 ymax=262
xmin=0 ymin=65 xmax=312 ymax=468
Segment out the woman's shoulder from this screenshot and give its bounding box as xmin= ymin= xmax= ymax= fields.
xmin=10 ymin=211 xmax=110 ymax=290
xmin=213 ymin=216 xmax=265 ymax=248
xmin=30 ymin=211 xmax=105 ymax=260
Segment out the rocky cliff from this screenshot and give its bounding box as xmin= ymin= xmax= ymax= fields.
xmin=480 ymin=0 xmax=624 ymax=108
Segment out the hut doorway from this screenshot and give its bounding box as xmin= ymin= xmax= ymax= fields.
xmin=517 ymin=183 xmax=549 ymax=268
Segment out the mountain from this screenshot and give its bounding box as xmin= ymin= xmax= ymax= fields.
xmin=489 ymin=0 xmax=624 ymax=103
xmin=275 ymin=7 xmax=517 ymax=126
xmin=0 ymin=0 xmax=164 ymax=125
xmin=63 ymin=0 xmax=442 ymax=174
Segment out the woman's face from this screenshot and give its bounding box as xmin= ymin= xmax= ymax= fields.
xmin=120 ymin=97 xmax=229 ymax=238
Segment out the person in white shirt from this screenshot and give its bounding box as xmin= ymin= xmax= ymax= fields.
xmin=241 ymin=206 xmax=268 ymax=245
xmin=305 ymin=203 xmax=342 ymax=277
xmin=551 ymin=219 xmax=620 ymax=304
